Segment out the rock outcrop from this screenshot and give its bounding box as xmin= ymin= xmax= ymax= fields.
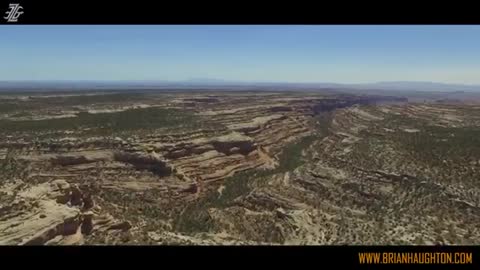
xmin=0 ymin=179 xmax=129 ymax=245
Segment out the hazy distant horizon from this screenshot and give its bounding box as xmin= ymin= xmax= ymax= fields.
xmin=1 ymin=79 xmax=480 ymax=93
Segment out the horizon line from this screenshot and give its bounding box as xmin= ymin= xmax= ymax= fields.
xmin=0 ymin=79 xmax=480 ymax=86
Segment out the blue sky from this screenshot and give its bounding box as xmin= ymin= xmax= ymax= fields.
xmin=1 ymin=25 xmax=480 ymax=84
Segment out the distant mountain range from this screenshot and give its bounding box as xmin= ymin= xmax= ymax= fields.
xmin=0 ymin=80 xmax=479 ymax=92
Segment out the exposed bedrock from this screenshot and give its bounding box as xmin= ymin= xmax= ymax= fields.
xmin=210 ymin=133 xmax=256 ymax=156
xmin=163 ymin=132 xmax=256 ymax=159
xmin=227 ymin=115 xmax=287 ymax=133
xmin=46 ymin=150 xmax=113 ymax=166
xmin=0 ymin=179 xmax=128 ymax=245
xmin=113 ymin=151 xmax=172 ymax=176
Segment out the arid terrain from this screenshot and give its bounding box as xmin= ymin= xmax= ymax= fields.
xmin=1 ymin=89 xmax=480 ymax=245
